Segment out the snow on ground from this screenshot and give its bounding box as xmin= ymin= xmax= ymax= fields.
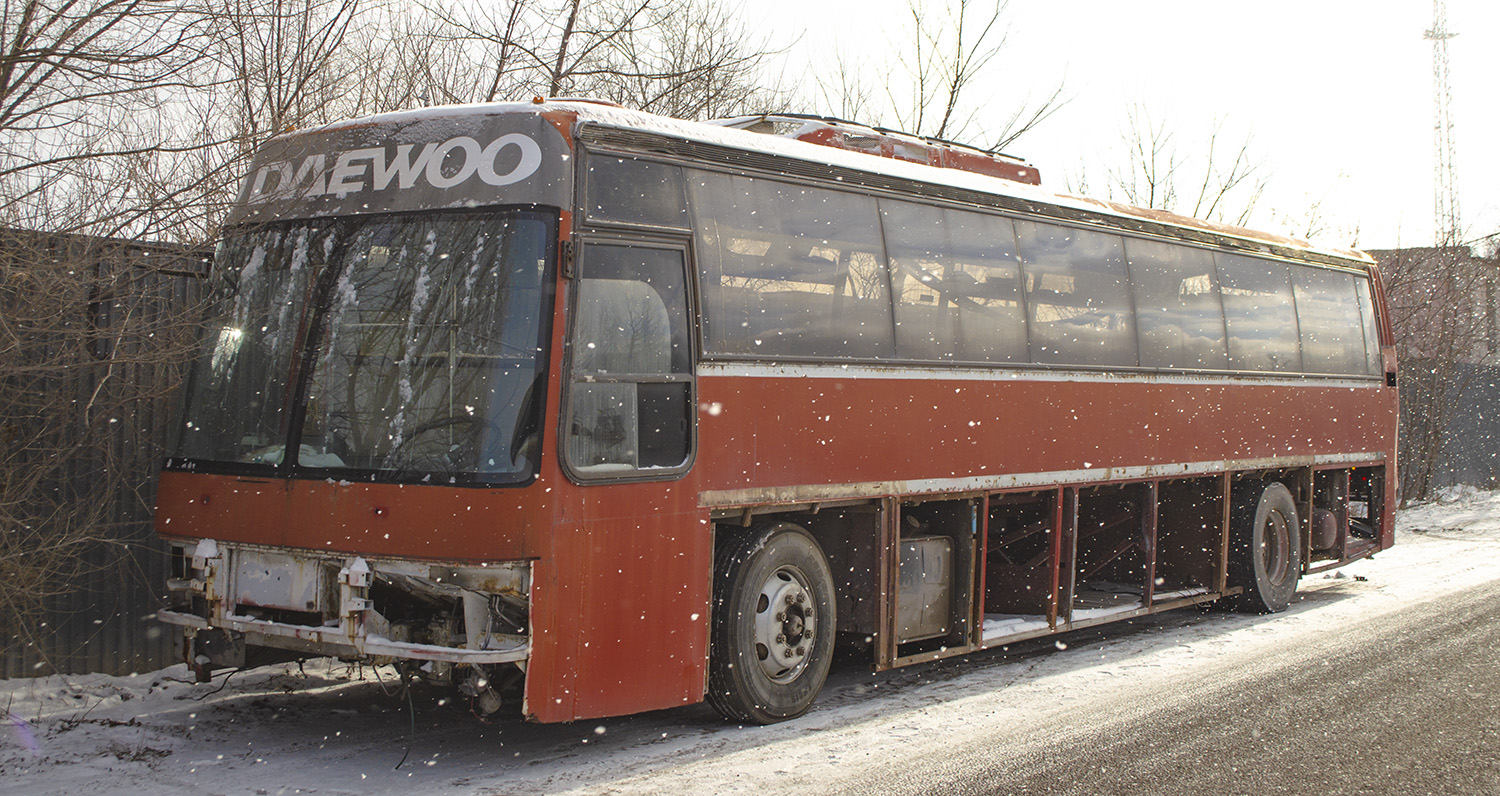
xmin=5 ymin=489 xmax=1500 ymax=796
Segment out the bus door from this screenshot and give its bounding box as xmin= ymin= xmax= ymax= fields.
xmin=529 ymin=237 xmax=707 ymax=721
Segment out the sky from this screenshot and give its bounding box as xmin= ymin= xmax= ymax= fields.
xmin=750 ymin=0 xmax=1499 ymax=251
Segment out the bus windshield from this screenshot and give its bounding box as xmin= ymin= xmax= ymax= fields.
xmin=173 ymin=209 xmax=555 ymax=484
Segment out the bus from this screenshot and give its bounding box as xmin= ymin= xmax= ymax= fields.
xmin=156 ymin=100 xmax=1397 ymax=725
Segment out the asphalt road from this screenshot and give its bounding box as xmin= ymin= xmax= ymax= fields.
xmin=839 ymin=578 xmax=1500 ymax=796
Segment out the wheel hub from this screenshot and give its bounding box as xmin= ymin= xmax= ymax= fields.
xmin=754 ymin=567 xmax=816 ymax=683
xmin=1262 ymin=508 xmax=1290 ymax=584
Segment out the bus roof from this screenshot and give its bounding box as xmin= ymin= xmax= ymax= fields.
xmin=256 ymin=100 xmax=1372 ymax=267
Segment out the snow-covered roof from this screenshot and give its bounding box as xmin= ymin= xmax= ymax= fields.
xmin=267 ymin=99 xmax=1371 ymax=266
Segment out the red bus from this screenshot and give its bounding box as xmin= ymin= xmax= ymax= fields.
xmin=156 ymin=101 xmax=1397 ymax=725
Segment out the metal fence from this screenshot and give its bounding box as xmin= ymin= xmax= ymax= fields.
xmin=1 ymin=230 xmax=207 ymax=678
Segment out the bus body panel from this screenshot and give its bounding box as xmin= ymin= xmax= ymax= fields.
xmin=526 ymin=485 xmax=711 ymax=722
xmin=695 ymin=373 xmax=1394 ymax=518
xmin=156 ymin=471 xmax=547 ymax=561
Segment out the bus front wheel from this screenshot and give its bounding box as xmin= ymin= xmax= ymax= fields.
xmin=1227 ymin=480 xmax=1301 ymax=613
xmin=707 ymin=522 xmax=836 ymax=724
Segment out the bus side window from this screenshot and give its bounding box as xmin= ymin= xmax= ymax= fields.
xmin=1355 ymin=275 xmax=1383 ymax=376
xmin=1126 ymin=237 xmax=1228 ymax=370
xmin=1292 ymin=265 xmax=1370 ymax=375
xmin=584 ymin=156 xmax=689 ymax=229
xmin=1216 ymin=253 xmax=1303 ymax=373
xmin=686 ymin=169 xmax=894 ymax=360
xmin=882 ymin=201 xmax=1027 ymax=364
xmin=566 ymin=244 xmax=693 ymax=476
xmin=1015 ymin=220 xmax=1137 ymax=367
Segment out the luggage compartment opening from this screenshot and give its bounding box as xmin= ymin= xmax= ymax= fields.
xmin=1348 ymin=465 xmax=1384 ymax=554
xmin=1154 ymin=477 xmax=1221 ymax=603
xmin=981 ymin=490 xmax=1057 ymax=641
xmin=1072 ymin=483 xmax=1150 ymax=621
xmin=896 ymin=497 xmax=977 ymax=656
xmin=1310 ymin=469 xmax=1351 ymax=561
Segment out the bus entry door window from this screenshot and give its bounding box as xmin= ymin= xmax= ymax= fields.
xmin=567 ymin=243 xmax=693 ymax=476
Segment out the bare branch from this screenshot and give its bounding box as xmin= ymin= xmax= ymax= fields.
xmin=1104 ymin=103 xmax=1266 ymax=227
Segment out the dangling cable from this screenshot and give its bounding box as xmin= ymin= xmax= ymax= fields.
xmin=393 ymin=666 xmax=416 ymax=770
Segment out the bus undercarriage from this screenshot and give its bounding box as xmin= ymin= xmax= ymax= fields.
xmin=159 ymin=459 xmax=1386 ymax=719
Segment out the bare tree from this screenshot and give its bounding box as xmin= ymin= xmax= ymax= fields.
xmin=479 ymin=0 xmax=655 ymax=100
xmin=0 ymin=229 xmax=206 ymax=661
xmin=0 ymin=1 xmax=219 ymax=234
xmin=1271 ymin=188 xmax=1361 ymax=249
xmin=586 ymin=0 xmax=787 ymax=119
xmin=413 ymin=0 xmax=784 ymax=119
xmin=199 ymin=0 xmax=363 ymax=145
xmin=1104 ymin=104 xmax=1267 ymax=226
xmin=417 ymin=0 xmax=537 ymax=104
xmin=812 ymin=44 xmax=877 ymax=123
xmin=817 ymin=0 xmax=1063 ymax=150
xmin=1377 ymin=245 xmax=1499 ymax=503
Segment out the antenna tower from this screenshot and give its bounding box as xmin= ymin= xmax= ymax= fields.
xmin=1424 ymin=0 xmax=1461 ymax=246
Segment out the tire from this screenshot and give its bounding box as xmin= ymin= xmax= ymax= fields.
xmin=707 ymin=522 xmax=836 ymax=724
xmin=1227 ymin=480 xmax=1301 ymax=613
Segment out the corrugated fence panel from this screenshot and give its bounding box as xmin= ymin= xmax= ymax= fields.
xmin=1 ymin=233 xmax=206 ymax=678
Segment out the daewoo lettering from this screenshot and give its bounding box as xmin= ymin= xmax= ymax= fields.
xmin=246 ymin=133 xmax=544 ymax=201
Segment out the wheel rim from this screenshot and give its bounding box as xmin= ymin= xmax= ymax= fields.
xmin=1260 ymin=508 xmax=1291 ymax=585
xmin=752 ymin=565 xmax=817 ymax=683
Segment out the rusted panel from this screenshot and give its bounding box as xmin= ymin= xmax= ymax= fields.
xmin=156 ymin=471 xmax=548 ymax=563
xmin=157 ymin=610 xmax=529 ymax=664
xmin=1142 ymin=482 xmax=1159 ymax=606
xmin=528 ymin=481 xmax=711 ymax=723
xmin=875 ymin=497 xmax=899 ymax=671
xmin=232 ymin=549 xmax=325 ymax=613
xmin=780 ymin=119 xmax=1042 ymax=186
xmin=973 ymin=494 xmax=990 ymax=648
xmin=696 ymin=453 xmax=1384 ymax=509
xmin=972 ymin=589 xmax=1224 ymax=654
xmin=1217 ymin=474 xmax=1232 ymax=595
xmin=694 ymin=373 xmax=1395 ymax=508
xmin=1306 ymin=542 xmax=1379 ymax=574
xmin=1057 ymin=488 xmax=1078 ymax=628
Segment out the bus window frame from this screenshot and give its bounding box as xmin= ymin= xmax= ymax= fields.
xmin=575 ymin=143 xmax=1383 ymax=383
xmin=578 ymin=149 xmax=694 ymax=234
xmin=559 ymin=233 xmax=700 ymax=485
xmin=162 ymin=206 xmax=563 ymax=489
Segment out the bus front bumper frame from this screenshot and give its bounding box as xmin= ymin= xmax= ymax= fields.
xmin=157 ymin=608 xmax=530 ymax=665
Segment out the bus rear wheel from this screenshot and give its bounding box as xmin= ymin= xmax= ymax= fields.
xmin=1227 ymin=480 xmax=1301 ymax=613
xmin=707 ymin=521 xmax=836 ymax=724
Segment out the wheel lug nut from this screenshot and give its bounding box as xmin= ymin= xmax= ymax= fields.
xmin=776 ymin=634 xmax=785 ymax=644
xmin=795 ymin=593 xmax=806 ymax=604
xmin=796 ymin=646 xmax=806 ymax=656
xmin=785 ymin=594 xmax=796 ymax=605
xmin=775 ymin=611 xmax=785 ymax=621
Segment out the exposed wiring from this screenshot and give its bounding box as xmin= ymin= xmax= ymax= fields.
xmin=393 ymin=666 xmax=416 ymax=770
xmin=192 ymin=667 xmax=244 ymax=700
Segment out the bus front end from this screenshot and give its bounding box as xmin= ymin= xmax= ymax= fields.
xmin=160 ymin=538 xmax=532 ymax=706
xmin=156 ymin=105 xmax=575 ymax=710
